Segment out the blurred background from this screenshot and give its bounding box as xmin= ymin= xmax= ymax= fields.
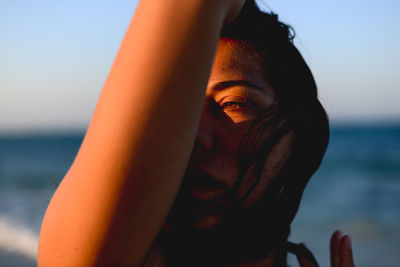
xmin=1 ymin=0 xmax=399 ymax=266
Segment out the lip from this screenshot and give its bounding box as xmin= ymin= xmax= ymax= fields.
xmin=165 ymin=169 xmax=230 ymax=227
xmin=182 ymin=168 xmax=226 ymax=201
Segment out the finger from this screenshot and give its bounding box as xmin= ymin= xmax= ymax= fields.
xmin=297 ymin=256 xmax=317 ymax=267
xmin=339 ymin=235 xmax=355 ymax=267
xmin=296 ymin=243 xmax=318 ymax=267
xmin=330 ymin=230 xmax=342 ymax=267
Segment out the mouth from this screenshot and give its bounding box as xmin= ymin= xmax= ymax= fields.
xmin=165 ymin=168 xmax=231 ymax=229
xmin=182 ymin=168 xmax=226 ymax=201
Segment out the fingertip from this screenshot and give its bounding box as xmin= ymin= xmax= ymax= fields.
xmin=346 ymin=235 xmax=352 ymax=248
xmin=339 ymin=235 xmax=355 ymax=267
xmin=340 ymin=235 xmax=352 ymax=251
xmin=330 ymin=230 xmax=342 ymax=248
xmin=333 ymin=230 xmax=343 ymax=239
xmin=330 ymin=230 xmax=342 ymax=266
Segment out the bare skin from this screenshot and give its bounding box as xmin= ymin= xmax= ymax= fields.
xmin=183 ymin=39 xmax=278 ymax=230
xmin=143 ymin=38 xmax=356 ymax=267
xmin=38 ymin=1 xmax=246 ymax=266
xmin=38 ymin=0 xmax=355 ymax=266
xmin=297 ymin=231 xmax=355 ymax=267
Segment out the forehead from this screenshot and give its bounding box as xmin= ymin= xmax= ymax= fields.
xmin=208 ymin=38 xmax=268 ymax=85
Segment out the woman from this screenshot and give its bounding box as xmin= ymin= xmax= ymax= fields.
xmin=38 ymin=0 xmax=355 ymax=266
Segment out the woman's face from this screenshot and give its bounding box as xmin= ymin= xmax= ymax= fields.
xmin=171 ymin=38 xmax=291 ymax=230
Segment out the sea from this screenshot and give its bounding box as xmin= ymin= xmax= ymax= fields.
xmin=0 ymin=124 xmax=399 ymax=267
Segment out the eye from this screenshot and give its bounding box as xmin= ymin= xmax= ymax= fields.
xmin=216 ymin=97 xmax=259 ymax=125
xmin=219 ymin=97 xmax=249 ymax=112
xmin=221 ymin=100 xmax=247 ymax=112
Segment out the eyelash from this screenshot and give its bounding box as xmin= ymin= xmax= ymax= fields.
xmin=219 ymin=98 xmax=250 ymax=112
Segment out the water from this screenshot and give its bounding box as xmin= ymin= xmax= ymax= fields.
xmin=0 ymin=134 xmax=83 ymax=267
xmin=0 ymin=125 xmax=399 ymax=266
xmin=288 ymin=125 xmax=400 ymax=266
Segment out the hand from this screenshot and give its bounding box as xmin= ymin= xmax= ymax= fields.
xmin=329 ymin=230 xmax=355 ymax=267
xmin=296 ymin=230 xmax=355 ymax=267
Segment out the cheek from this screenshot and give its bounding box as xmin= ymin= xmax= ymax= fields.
xmin=216 ymin=126 xmax=248 ymax=154
xmin=214 ymin=127 xmax=250 ymax=189
xmin=240 ymin=131 xmax=294 ymax=208
xmin=206 ymin=128 xmax=247 ymax=186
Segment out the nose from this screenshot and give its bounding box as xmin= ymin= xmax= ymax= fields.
xmin=195 ymin=106 xmax=215 ymax=151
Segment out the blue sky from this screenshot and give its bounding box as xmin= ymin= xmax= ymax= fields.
xmin=1 ymin=0 xmax=399 ymax=132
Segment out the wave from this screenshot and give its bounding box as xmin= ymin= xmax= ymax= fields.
xmin=0 ymin=215 xmax=38 ymax=260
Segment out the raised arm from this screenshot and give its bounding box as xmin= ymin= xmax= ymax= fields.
xmin=38 ymin=0 xmax=244 ymax=266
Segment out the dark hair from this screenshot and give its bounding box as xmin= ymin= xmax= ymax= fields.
xmin=219 ymin=0 xmax=329 ymax=262
xmin=160 ymin=1 xmax=329 ymax=265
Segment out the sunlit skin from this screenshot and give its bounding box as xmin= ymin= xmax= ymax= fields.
xmin=183 ymin=38 xmax=284 ymax=230
xmin=37 ymin=0 xmax=355 ymax=266
xmin=147 ymin=40 xmax=284 ymax=266
xmin=148 ymin=39 xmax=353 ymax=267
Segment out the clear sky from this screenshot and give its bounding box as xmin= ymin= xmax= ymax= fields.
xmin=1 ymin=0 xmax=399 ymax=132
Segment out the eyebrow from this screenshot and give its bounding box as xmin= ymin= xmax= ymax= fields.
xmin=212 ymin=80 xmax=268 ymax=93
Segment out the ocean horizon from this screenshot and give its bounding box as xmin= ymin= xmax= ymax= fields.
xmin=0 ymin=123 xmax=399 ymax=266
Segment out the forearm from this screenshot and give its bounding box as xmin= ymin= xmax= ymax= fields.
xmin=38 ymin=0 xmax=239 ymax=266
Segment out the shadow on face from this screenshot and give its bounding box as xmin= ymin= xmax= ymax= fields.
xmin=167 ymin=38 xmax=293 ymax=231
